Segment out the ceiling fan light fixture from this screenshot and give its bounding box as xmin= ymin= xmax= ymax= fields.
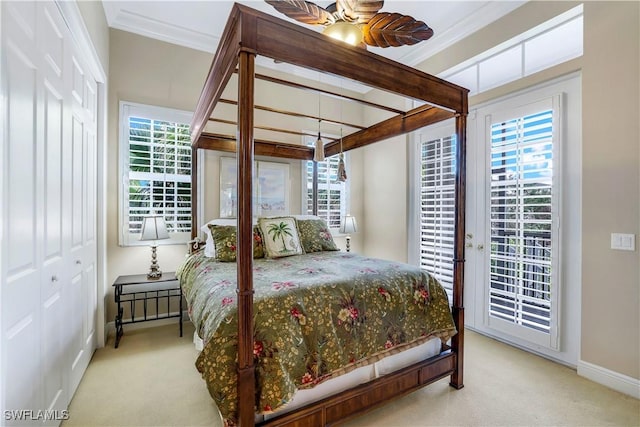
xmin=322 ymin=21 xmax=363 ymax=46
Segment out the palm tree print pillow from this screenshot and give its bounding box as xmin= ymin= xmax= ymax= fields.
xmin=258 ymin=216 xmax=304 ymax=258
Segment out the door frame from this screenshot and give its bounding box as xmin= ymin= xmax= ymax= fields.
xmin=466 ymin=73 xmax=582 ymax=366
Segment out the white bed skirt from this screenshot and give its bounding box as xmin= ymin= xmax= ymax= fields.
xmin=260 ymin=337 xmax=442 ymax=422
xmin=193 ymin=333 xmax=442 ymax=422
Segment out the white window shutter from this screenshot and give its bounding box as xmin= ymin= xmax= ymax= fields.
xmin=488 ymin=109 xmax=555 ymax=335
xmin=419 ymin=135 xmax=457 ymax=300
xmin=120 ymin=102 xmax=193 ymax=246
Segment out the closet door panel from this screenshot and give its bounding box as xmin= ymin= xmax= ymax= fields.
xmin=84 ymin=263 xmax=97 ymax=350
xmin=39 ymin=2 xmax=68 ymax=413
xmin=67 ymin=113 xmax=85 ymax=392
xmin=5 ymin=318 xmax=40 ymax=422
xmin=41 ymin=4 xmax=63 ymax=80
xmin=69 ymin=115 xmax=84 ymax=265
xmin=41 ymin=80 xmax=66 ymax=414
xmin=2 ymin=2 xmax=43 ymax=419
xmin=5 ymin=40 xmax=38 ymax=280
xmin=42 ymin=82 xmax=63 ymax=267
xmin=68 ymin=269 xmax=85 ymax=388
xmin=41 ymin=291 xmax=65 ymax=414
xmin=68 ymin=49 xmax=97 ymax=392
xmin=71 ymin=58 xmax=84 ymax=108
xmin=4 ymin=1 xmax=36 ymax=42
xmin=84 ymin=129 xmax=97 ymax=347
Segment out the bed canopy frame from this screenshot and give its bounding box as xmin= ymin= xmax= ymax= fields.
xmin=189 ymin=4 xmax=468 ymax=426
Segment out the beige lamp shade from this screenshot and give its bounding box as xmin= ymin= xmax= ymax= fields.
xmin=340 ymin=215 xmax=357 ymax=234
xmin=139 ymin=216 xmax=170 ymax=241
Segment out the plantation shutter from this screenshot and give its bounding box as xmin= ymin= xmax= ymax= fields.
xmin=419 ymin=135 xmax=457 ymax=300
xmin=123 ymin=108 xmax=193 ymax=245
xmin=305 ymin=137 xmax=345 ymax=229
xmin=488 ymin=108 xmax=556 ymax=337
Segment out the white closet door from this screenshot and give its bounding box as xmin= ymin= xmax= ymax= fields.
xmin=2 ymin=2 xmax=44 ymax=420
xmin=83 ymin=76 xmax=98 ymax=358
xmin=67 ymin=45 xmax=98 ymax=395
xmin=1 ymin=1 xmax=99 ymax=423
xmin=40 ymin=2 xmax=69 ymax=417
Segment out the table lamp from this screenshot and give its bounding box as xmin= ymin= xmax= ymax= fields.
xmin=139 ymin=215 xmax=170 ymax=279
xmin=340 ymin=215 xmax=357 ymax=253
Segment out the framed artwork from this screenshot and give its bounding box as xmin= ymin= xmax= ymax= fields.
xmin=219 ymin=157 xmax=290 ymax=218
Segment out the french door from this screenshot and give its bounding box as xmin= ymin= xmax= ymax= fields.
xmin=414 ymin=75 xmax=581 ymax=364
xmin=481 ymin=98 xmax=561 ymax=349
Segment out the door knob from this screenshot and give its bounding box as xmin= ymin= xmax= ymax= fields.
xmin=51 ymin=276 xmax=59 ymax=282
xmin=477 ymin=244 xmax=484 ymax=250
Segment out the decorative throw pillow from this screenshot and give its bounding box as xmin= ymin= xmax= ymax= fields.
xmin=296 ymin=218 xmax=339 ymax=253
xmin=208 ymin=225 xmax=265 ymax=262
xmin=200 ymin=218 xmax=237 ymax=257
xmin=258 ymin=216 xmax=303 ymax=258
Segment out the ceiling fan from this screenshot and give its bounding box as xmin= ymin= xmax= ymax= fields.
xmin=265 ymin=0 xmax=434 ymax=48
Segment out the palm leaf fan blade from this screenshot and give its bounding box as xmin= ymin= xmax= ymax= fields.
xmin=362 ymin=12 xmax=434 ymax=48
xmin=336 ymin=0 xmax=384 ymax=23
xmin=265 ymin=0 xmax=334 ymax=25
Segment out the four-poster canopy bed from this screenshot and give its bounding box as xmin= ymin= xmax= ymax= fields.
xmin=183 ymin=3 xmax=468 ymax=426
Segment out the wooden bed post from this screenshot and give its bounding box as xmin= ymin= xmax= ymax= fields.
xmin=236 ymin=48 xmax=256 ymax=426
xmin=190 ymin=147 xmax=198 ymax=240
xmin=312 ymin=161 xmax=319 ymax=216
xmin=450 ymin=113 xmax=467 ymax=389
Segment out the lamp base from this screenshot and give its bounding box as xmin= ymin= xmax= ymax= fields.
xmin=147 ymin=245 xmax=162 ymax=280
xmin=147 ymin=268 xmax=162 ymax=280
xmin=345 ymin=235 xmax=351 ymax=253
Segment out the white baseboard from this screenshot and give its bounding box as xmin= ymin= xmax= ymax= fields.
xmin=105 ymin=310 xmax=190 ymax=338
xmin=578 ymin=360 xmax=640 ymax=399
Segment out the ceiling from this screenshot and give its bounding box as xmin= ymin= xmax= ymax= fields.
xmin=102 ymin=1 xmax=526 ymax=91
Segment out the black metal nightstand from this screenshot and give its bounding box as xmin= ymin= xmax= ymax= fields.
xmin=113 ymin=272 xmax=183 ymax=348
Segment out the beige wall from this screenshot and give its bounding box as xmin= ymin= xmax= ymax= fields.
xmin=363 ymin=1 xmax=639 ymax=380
xmin=361 ymin=92 xmax=410 ymax=263
xmin=103 ymin=0 xmax=638 ymax=382
xmin=106 ymin=30 xmax=212 ymax=321
xmin=581 ymin=1 xmax=639 ymax=380
xmin=106 ymin=30 xmax=364 ymax=320
xmin=77 ymin=1 xmax=109 ymax=73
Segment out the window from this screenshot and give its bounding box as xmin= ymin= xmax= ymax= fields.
xmin=439 ymin=5 xmax=583 ymax=96
xmin=303 ymin=135 xmax=348 ymax=229
xmin=418 ymin=135 xmax=457 ymax=300
xmin=119 ymin=102 xmax=194 ymax=246
xmin=488 ymin=108 xmax=556 ymax=335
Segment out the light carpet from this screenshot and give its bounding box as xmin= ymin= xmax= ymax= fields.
xmin=62 ymin=323 xmax=639 ymax=426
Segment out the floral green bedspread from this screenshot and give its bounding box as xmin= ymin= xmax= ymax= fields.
xmin=177 ymin=250 xmax=457 ymax=424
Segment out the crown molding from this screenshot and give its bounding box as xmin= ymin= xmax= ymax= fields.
xmin=102 ymin=1 xmax=526 ymax=93
xmin=399 ymin=1 xmax=527 ymax=67
xmin=103 ymin=3 xmax=219 ymax=53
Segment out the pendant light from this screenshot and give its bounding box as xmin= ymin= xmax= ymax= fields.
xmin=314 ymin=118 xmax=324 ymax=162
xmin=314 ymin=91 xmax=324 ymax=162
xmin=337 ymin=128 xmax=347 ymax=182
xmin=336 ymin=80 xmax=346 ymax=182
